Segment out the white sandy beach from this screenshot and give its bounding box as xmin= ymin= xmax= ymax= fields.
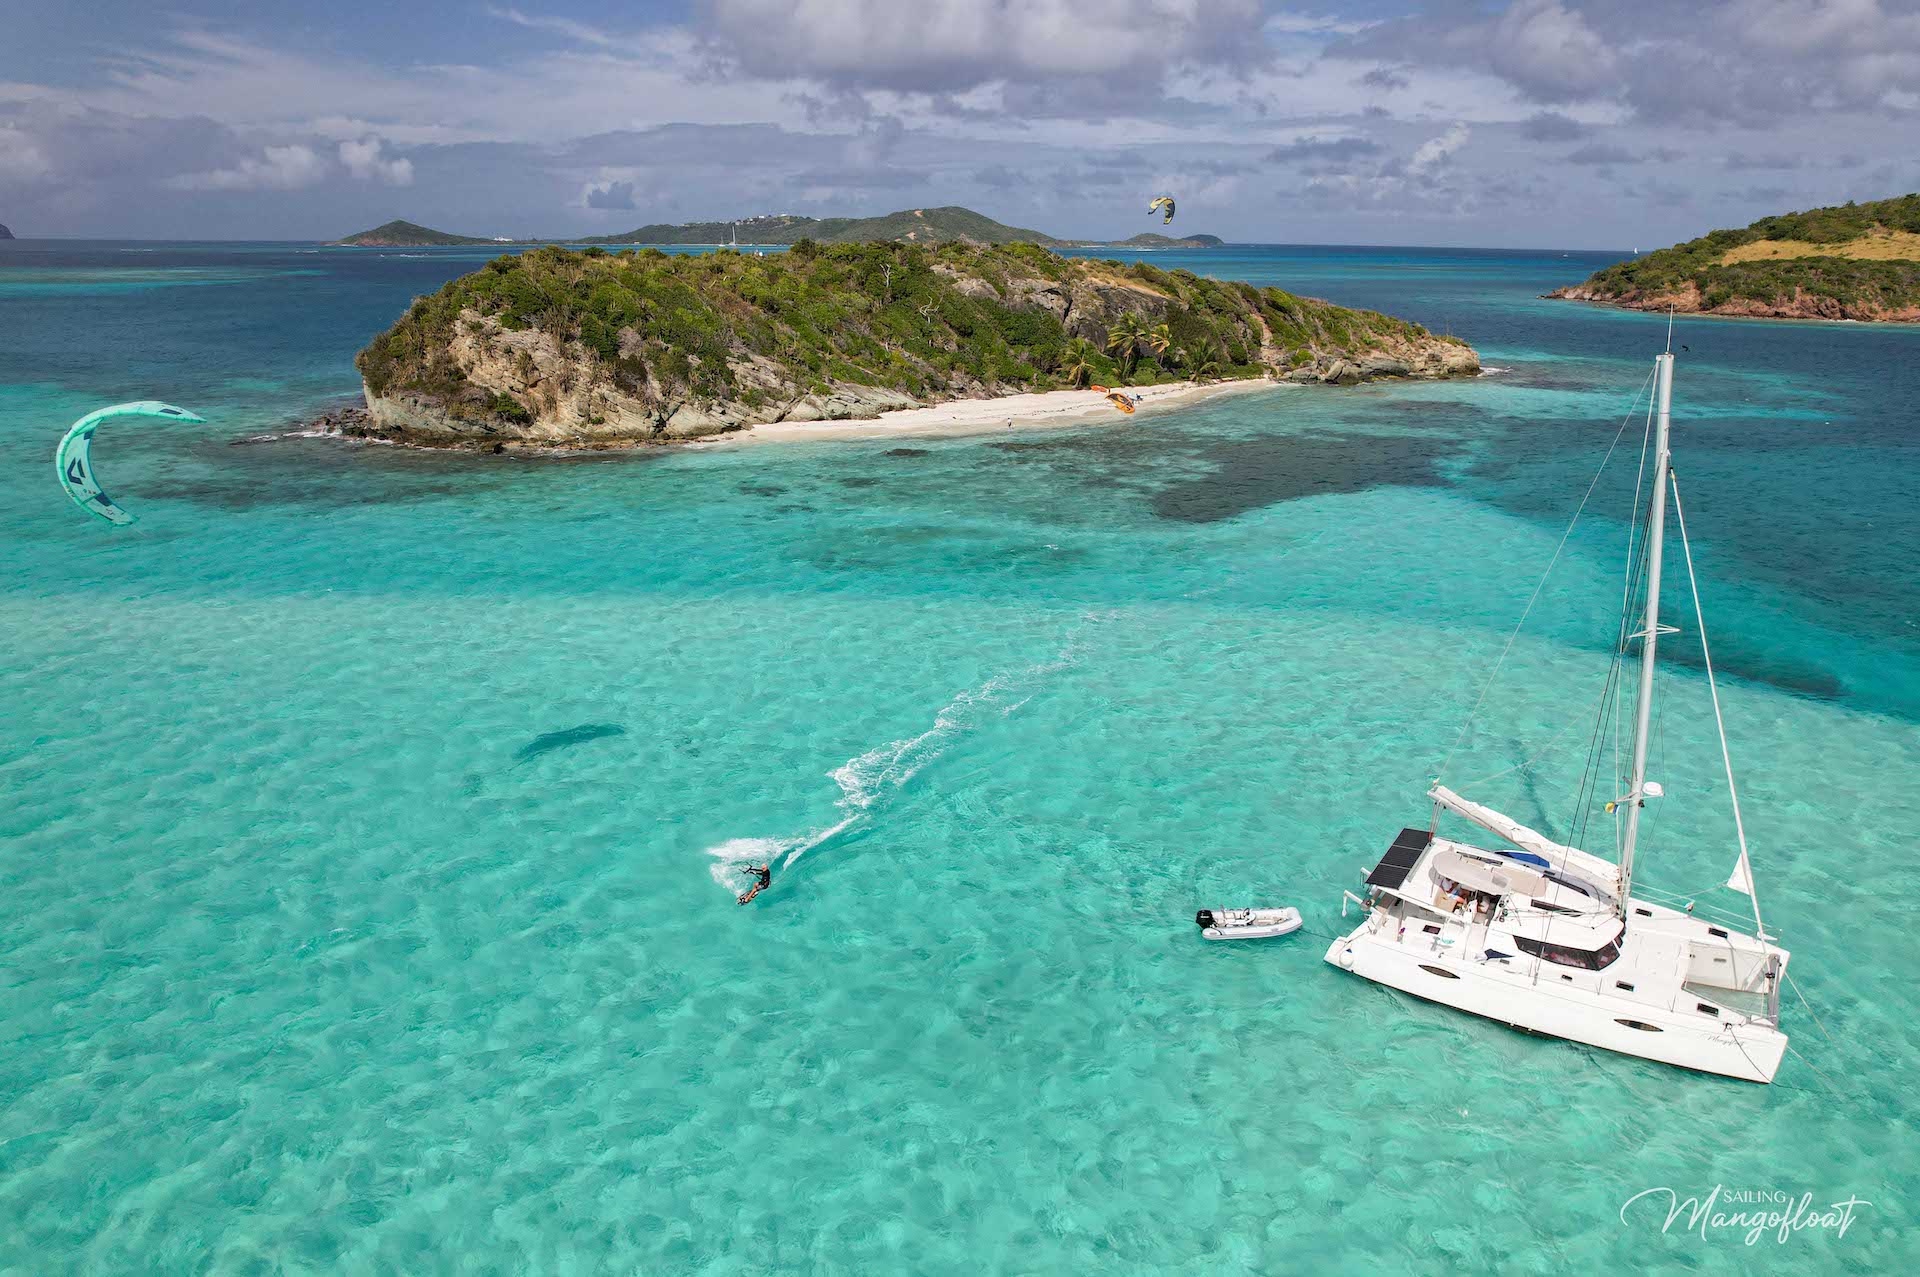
xmin=719 ymin=377 xmax=1287 ymax=445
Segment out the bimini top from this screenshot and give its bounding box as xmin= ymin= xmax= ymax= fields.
xmin=1430 ymin=844 xmax=1547 ymax=898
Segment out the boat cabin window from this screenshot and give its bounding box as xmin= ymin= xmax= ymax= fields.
xmin=1514 ymin=931 xmax=1624 ymax=970
xmin=1542 ymin=871 xmax=1597 ymax=899
xmin=1531 ymin=899 xmax=1581 ymax=915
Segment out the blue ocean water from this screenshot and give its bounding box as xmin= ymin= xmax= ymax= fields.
xmin=2 ymin=238 xmax=1916 ymax=1272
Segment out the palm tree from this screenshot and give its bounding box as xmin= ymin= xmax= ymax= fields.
xmin=1144 ymin=322 xmax=1174 ymax=367
xmin=1105 ymin=315 xmax=1145 ymax=376
xmin=1060 ymin=337 xmax=1099 ymax=388
xmin=1191 ymin=341 xmax=1223 ymax=382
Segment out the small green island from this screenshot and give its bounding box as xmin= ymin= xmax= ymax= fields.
xmin=1551 ymin=192 xmax=1920 ymax=321
xmin=332 ymin=206 xmax=1231 ymax=251
xmin=331 ymin=220 xmax=511 ymax=247
xmin=350 ymin=238 xmax=1477 ymax=449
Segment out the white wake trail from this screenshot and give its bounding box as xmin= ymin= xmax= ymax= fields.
xmin=705 ymin=625 xmax=1101 ymax=897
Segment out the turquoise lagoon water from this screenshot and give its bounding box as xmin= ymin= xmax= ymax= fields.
xmin=1 ymin=239 xmax=1917 ymax=1272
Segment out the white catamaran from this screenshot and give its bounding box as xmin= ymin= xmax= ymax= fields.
xmin=1325 ymin=350 xmax=1792 ymax=1083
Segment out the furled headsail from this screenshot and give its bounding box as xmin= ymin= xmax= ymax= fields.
xmin=54 ymin=401 xmax=206 ymax=526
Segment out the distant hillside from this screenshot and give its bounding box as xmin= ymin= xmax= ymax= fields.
xmin=333 ymin=220 xmax=505 ymax=247
xmin=1551 ymin=193 xmax=1920 ymax=321
xmin=1098 ymin=233 xmax=1226 ymax=249
xmin=579 ymin=214 xmax=812 ymax=246
xmin=0 ymin=223 xmax=13 ymax=240
xmin=585 ymin=206 xmax=1062 ymax=247
xmin=333 ymin=206 xmax=1231 ymax=251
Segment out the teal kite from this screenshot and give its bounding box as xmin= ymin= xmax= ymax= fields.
xmin=54 ymin=401 xmax=205 ymax=525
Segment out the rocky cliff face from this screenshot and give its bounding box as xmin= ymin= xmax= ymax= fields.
xmin=355 ymin=242 xmax=1478 ymax=449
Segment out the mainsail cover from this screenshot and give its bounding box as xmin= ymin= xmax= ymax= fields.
xmin=1428 ymin=785 xmax=1595 ymax=873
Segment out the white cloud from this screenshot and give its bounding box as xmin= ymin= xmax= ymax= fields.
xmin=1263 ymin=11 xmax=1376 ymax=39
xmin=0 ymin=122 xmax=50 ymax=180
xmin=1484 ymin=0 xmax=1618 ymax=100
xmin=702 ymin=0 xmax=1267 ymax=90
xmin=1 ymin=5 xmax=1912 ymax=248
xmin=1409 ymin=122 xmax=1470 ymax=174
xmin=339 ymin=137 xmax=414 ymax=185
xmin=582 ymin=178 xmax=639 ymax=210
xmin=168 ymin=143 xmax=327 ymax=191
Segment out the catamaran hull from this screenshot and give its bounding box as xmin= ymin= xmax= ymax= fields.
xmin=1325 ymin=933 xmax=1788 ymax=1084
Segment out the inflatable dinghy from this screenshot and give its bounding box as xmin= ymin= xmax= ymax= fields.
xmin=1195 ymin=906 xmax=1302 ymax=941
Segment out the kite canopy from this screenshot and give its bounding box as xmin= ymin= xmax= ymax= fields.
xmin=1105 ymin=392 xmax=1136 ymax=414
xmin=54 ymin=401 xmax=205 ymax=526
xmin=1148 ymin=195 xmax=1176 ymax=225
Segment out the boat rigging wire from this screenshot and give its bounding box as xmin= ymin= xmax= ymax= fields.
xmin=1434 ymin=364 xmax=1659 ymax=783
xmin=1670 ymin=472 xmax=1770 ymax=943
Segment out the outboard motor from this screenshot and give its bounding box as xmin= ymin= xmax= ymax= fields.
xmin=1194 ymin=910 xmax=1215 ymax=929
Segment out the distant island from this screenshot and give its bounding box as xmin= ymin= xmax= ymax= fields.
xmin=0 ymin=223 xmax=13 ymax=240
xmin=1550 ymin=193 xmax=1920 ymax=321
xmin=331 ymin=206 xmax=1231 ymax=251
xmin=331 ymin=220 xmax=514 ymax=247
xmin=348 ymin=239 xmax=1476 ymax=449
xmin=1093 ymin=233 xmax=1227 ymax=250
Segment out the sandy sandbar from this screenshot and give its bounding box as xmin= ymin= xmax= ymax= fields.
xmin=713 ymin=377 xmax=1287 ymax=446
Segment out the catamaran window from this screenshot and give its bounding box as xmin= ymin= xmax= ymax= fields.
xmin=1514 ymin=931 xmax=1624 ymax=970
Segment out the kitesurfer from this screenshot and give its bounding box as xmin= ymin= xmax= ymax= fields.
xmin=738 ymin=864 xmax=772 ymax=905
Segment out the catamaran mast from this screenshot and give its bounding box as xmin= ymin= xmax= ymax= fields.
xmin=1618 ymin=351 xmax=1674 ymax=906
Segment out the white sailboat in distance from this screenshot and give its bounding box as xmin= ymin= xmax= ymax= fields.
xmin=1326 ymin=350 xmax=1792 ymax=1083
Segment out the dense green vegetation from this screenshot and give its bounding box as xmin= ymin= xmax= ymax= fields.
xmin=334 ymin=220 xmax=501 ymax=247
xmin=1745 ymin=194 xmax=1920 ymax=242
xmin=357 ymin=239 xmax=1458 ymax=422
xmin=1562 ymin=193 xmax=1920 ymax=316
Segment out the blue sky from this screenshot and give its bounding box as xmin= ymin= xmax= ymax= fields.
xmin=2 ymin=1 xmax=1916 ymax=246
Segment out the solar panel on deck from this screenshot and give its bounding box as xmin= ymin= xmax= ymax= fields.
xmin=1365 ymin=827 xmax=1433 ymax=889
